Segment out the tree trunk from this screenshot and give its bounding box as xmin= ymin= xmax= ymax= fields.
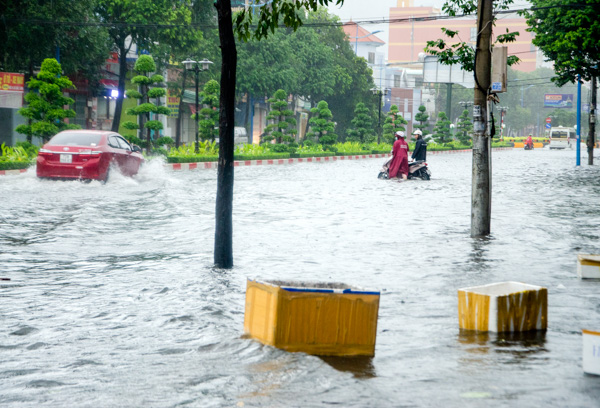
xmin=176 ymin=68 xmax=187 ymax=148
xmin=112 ymin=42 xmax=128 ymax=132
xmin=214 ymin=0 xmax=236 ymax=268
xmin=588 ymin=76 xmax=596 ymax=165
xmin=471 ymin=0 xmax=493 ymax=237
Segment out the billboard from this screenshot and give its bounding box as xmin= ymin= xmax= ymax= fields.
xmin=0 ymin=72 xmax=25 ymax=108
xmin=166 ymin=89 xmax=180 ymax=118
xmin=544 ymin=94 xmax=573 ymax=108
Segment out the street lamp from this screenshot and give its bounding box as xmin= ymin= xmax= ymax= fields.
xmin=371 ymin=87 xmax=390 ymax=143
xmin=182 ymin=58 xmax=213 ymax=153
xmin=350 ymin=24 xmax=383 ymax=55
xmin=521 ymin=84 xmax=534 ymax=107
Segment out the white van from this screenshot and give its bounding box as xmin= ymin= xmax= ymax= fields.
xmin=549 ymin=126 xmax=575 ymax=149
xmin=214 ymin=126 xmax=249 ymax=145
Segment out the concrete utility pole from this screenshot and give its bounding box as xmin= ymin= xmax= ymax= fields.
xmin=588 ymin=76 xmax=596 ymax=165
xmin=471 ymin=0 xmax=493 ymax=237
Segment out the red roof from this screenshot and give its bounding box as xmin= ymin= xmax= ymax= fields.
xmin=342 ymin=22 xmax=385 ymax=45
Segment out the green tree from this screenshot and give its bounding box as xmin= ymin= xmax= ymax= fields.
xmin=456 ymin=109 xmax=473 ymax=145
xmin=16 ymin=58 xmax=79 ymax=143
xmin=432 ymin=112 xmax=452 ymax=145
xmin=414 ymin=105 xmax=430 ymax=139
xmin=95 ymin=0 xmax=200 ymax=132
xmin=263 ymin=89 xmax=297 ymax=146
xmin=382 ymin=105 xmax=408 ymax=144
xmin=197 ymin=79 xmax=220 ymax=142
xmin=306 ymin=100 xmax=338 ymax=149
xmin=0 ymin=0 xmax=110 ymax=89
xmin=122 ymin=56 xmax=170 ymax=151
xmin=523 ymin=0 xmax=600 ymax=86
xmin=346 ymin=102 xmax=375 ymax=143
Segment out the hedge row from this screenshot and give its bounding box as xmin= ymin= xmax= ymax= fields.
xmin=290 ymin=152 xmax=336 ymax=158
xmin=0 ymin=161 xmax=32 ymax=170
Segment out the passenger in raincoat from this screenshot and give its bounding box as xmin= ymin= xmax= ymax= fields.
xmin=388 ymin=131 xmax=409 ymax=180
xmin=525 ymin=134 xmax=534 ymax=149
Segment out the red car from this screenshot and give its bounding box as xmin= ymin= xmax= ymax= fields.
xmin=36 ymin=130 xmax=144 ymax=181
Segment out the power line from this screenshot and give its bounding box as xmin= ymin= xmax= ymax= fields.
xmin=0 ymin=4 xmax=590 ymax=30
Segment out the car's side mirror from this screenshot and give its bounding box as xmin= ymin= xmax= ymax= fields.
xmin=132 ymin=145 xmax=142 ymax=153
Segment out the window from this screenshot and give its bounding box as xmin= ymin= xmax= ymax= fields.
xmin=368 ymin=52 xmax=375 ymax=64
xmin=108 ymin=135 xmax=121 ymax=149
xmin=394 ymin=75 xmax=401 ymax=88
xmin=116 ymin=136 xmax=132 ymax=151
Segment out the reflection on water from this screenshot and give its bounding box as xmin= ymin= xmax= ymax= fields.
xmin=319 ymin=356 xmax=376 ymax=379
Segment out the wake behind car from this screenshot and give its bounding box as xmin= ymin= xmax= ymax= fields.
xmin=36 ymin=130 xmax=144 ymax=181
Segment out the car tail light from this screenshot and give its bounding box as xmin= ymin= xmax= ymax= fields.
xmin=79 ymin=151 xmax=102 ymax=159
xmin=38 ymin=149 xmax=54 ymax=156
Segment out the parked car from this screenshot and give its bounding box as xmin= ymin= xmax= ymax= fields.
xmin=36 ymin=130 xmax=144 ymax=182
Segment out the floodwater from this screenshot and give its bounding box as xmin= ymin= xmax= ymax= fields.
xmin=1 ymin=148 xmax=599 ymax=407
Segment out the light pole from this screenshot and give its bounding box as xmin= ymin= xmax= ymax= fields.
xmin=371 ymin=87 xmax=389 ymax=143
xmin=498 ymin=106 xmax=508 ymax=139
xmin=182 ymin=58 xmax=213 ymax=153
xmin=521 ymin=84 xmax=534 ymax=107
xmin=350 ymin=25 xmax=383 ymax=55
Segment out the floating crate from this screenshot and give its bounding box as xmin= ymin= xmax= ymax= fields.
xmin=243 ymin=279 xmax=380 ymax=356
xmin=583 ymin=329 xmax=600 ymax=376
xmin=458 ymin=282 xmax=547 ymax=333
xmin=577 ymin=254 xmax=600 ymax=279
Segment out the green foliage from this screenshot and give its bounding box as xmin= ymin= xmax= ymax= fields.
xmin=522 ymin=0 xmax=600 ymax=85
xmin=234 ymin=0 xmax=345 ymax=41
xmin=122 ymin=134 xmax=143 ymax=147
xmin=306 ymin=100 xmax=338 ymax=149
xmin=425 ymin=0 xmax=520 ymax=72
xmin=382 ymin=105 xmax=408 ymax=144
xmin=334 ymin=141 xmax=370 ymax=154
xmin=235 ymin=9 xmax=376 ymax=136
xmin=346 ymin=103 xmax=375 ymax=143
xmin=16 ymin=58 xmax=80 ymax=143
xmin=263 ymin=89 xmax=297 ymax=145
xmin=127 ymin=55 xmax=168 ymax=152
xmin=193 ymin=79 xmax=220 ymax=142
xmin=456 ymin=109 xmax=473 ymax=145
xmin=414 ymin=105 xmax=430 ymax=137
xmin=0 ymin=0 xmax=110 ymax=93
xmin=432 ymin=112 xmax=453 ymax=145
xmin=156 ymin=137 xmax=174 ymax=146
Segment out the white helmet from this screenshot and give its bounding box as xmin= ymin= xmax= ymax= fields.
xmin=412 ymin=129 xmax=423 ymax=136
xmin=395 ymin=130 xmax=405 ymax=138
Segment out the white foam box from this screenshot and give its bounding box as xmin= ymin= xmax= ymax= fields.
xmin=577 ymin=254 xmax=600 ymax=279
xmin=583 ymin=329 xmax=600 ymax=376
xmin=458 ymin=281 xmax=547 ymax=332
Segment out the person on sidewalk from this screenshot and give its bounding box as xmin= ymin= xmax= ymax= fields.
xmin=388 ymin=131 xmax=409 ymax=180
xmin=411 ymin=129 xmax=427 ymax=162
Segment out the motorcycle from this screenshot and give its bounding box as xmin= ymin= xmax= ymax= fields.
xmin=377 ymin=158 xmax=431 ymax=180
xmin=524 ymin=143 xmax=534 ymax=150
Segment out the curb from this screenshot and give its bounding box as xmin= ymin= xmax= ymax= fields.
xmin=0 ymin=168 xmax=28 ymax=176
xmin=164 ymin=148 xmax=512 ymax=171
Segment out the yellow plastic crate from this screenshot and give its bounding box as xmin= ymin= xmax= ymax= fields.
xmin=458 ymin=281 xmax=547 ymax=333
xmin=243 ymin=279 xmax=380 ymax=356
xmin=577 ymin=254 xmax=600 ymax=279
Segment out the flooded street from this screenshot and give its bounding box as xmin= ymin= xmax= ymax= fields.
xmin=1 ymin=148 xmax=600 ymax=407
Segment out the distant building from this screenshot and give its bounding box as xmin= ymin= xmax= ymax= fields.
xmin=388 ymin=0 xmax=539 ymax=72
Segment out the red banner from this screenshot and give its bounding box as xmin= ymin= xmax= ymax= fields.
xmin=0 ymin=72 xmax=24 ymax=92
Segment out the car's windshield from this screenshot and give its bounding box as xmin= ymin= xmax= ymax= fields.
xmin=552 ymin=131 xmax=568 ymax=139
xmin=47 ymin=132 xmax=103 ymax=146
